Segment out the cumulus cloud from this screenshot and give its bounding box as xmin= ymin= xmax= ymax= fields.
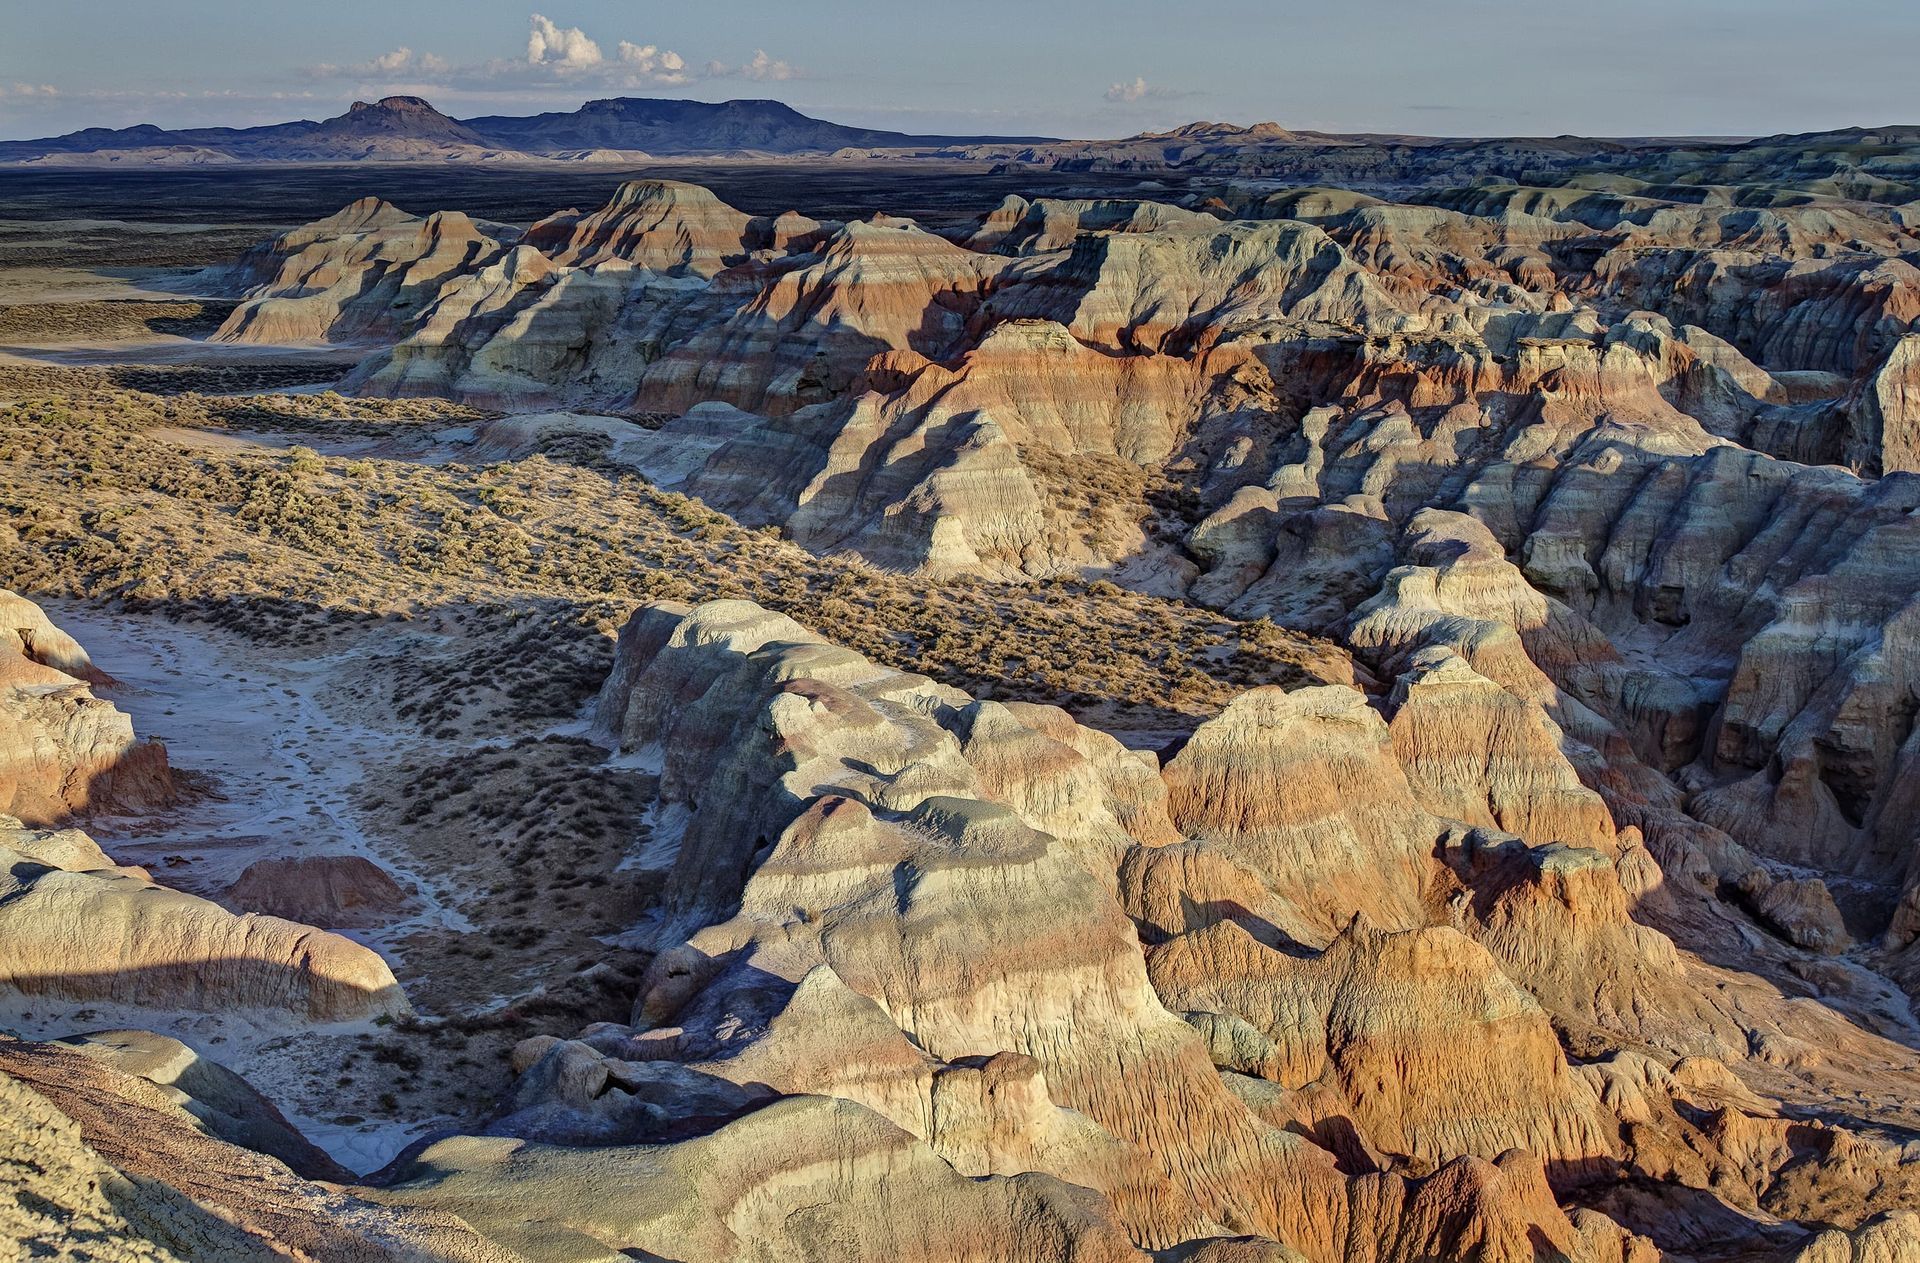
xmin=706 ymin=50 xmax=797 ymax=82
xmin=377 ymin=48 xmax=448 ymax=75
xmin=308 ymin=47 xmax=448 ymax=80
xmin=526 ymin=14 xmax=602 ymax=69
xmin=1104 ymin=76 xmax=1190 ymax=103
xmin=617 ymin=41 xmax=689 ymax=85
xmin=301 ymin=15 xmax=800 ymax=96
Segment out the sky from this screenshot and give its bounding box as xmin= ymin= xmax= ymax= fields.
xmin=1 ymin=0 xmax=1915 ymax=142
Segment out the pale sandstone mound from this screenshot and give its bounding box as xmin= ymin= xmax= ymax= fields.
xmin=590 ymin=600 xmax=1173 ymax=921
xmin=991 ymin=216 xmax=1424 ymax=353
xmin=1153 ymin=593 xmax=1736 ymax=1064
xmin=1387 ymin=646 xmax=1617 ymax=853
xmin=0 ymin=598 xmax=397 ymax=1023
xmin=0 ymin=589 xmax=172 ymax=825
xmin=632 ymin=217 xmax=1013 ymax=416
xmin=1160 ymin=684 xmax=1441 ymax=944
xmin=970 ymin=195 xmax=1218 ymax=254
xmin=360 ymin=207 xmax=1011 ymax=417
xmin=526 ymin=178 xmax=821 ymax=276
xmin=0 ymin=1035 xmax=515 ymax=1262
xmin=55 ymin=1029 xmax=345 ymax=1178
xmin=211 ymin=197 xmax=516 ymax=344
xmin=0 ymin=812 xmax=122 ymax=871
xmin=632 ymin=317 xmax=1214 ymax=577
xmin=1792 ymin=1211 xmax=1920 ymax=1263
xmin=1437 ymin=828 xmax=1738 ymax=1057
xmin=1 ymin=589 xmax=109 ymax=683
xmin=344 ymin=248 xmax=698 ymax=409
xmin=389 ymin=1095 xmax=1147 ymax=1263
xmin=518 ymin=598 xmax=1650 ymax=1262
xmin=0 ymin=842 xmax=408 ymax=1022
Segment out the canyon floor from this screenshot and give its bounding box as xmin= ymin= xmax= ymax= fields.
xmin=5 ymin=153 xmax=1920 ymax=1262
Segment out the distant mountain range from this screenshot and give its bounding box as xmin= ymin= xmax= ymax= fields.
xmin=0 ymin=95 xmax=1057 ymax=166
xmin=3 ymin=94 xmax=1901 ymax=186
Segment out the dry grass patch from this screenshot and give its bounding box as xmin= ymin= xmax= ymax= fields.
xmin=0 ymin=299 xmax=236 ymax=344
xmin=0 ymin=387 xmax=1353 ymax=732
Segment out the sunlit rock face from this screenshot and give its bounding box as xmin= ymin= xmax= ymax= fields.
xmin=472 ymin=598 xmax=1667 ymax=1262
xmin=525 ymin=178 xmax=825 ymax=276
xmin=0 ymin=590 xmax=171 ymax=825
xmin=450 ymin=595 xmax=1920 ymax=1261
xmin=0 ymin=852 xmax=408 ymax=1021
xmin=209 ymin=198 xmax=518 ymax=345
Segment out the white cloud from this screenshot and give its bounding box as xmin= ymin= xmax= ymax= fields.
xmin=1104 ymin=76 xmax=1191 ymax=104
xmin=308 ymin=47 xmax=449 ymax=80
xmin=299 ymin=15 xmax=802 ymax=97
xmin=526 ymin=14 xmax=602 ymax=70
xmin=616 ymin=41 xmax=689 ymax=85
xmin=0 ymin=83 xmax=60 ymax=98
xmin=706 ymin=50 xmax=796 ymax=82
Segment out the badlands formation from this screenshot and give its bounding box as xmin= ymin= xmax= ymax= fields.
xmin=5 ymin=127 xmax=1920 ymax=1263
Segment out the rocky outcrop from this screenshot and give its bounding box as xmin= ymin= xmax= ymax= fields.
xmin=970 ymin=195 xmax=1217 ymax=254
xmin=1149 ymin=917 xmax=1621 ymax=1175
xmin=0 ymin=590 xmax=171 ymax=825
xmin=0 ymin=844 xmax=408 ymax=1021
xmin=75 ymin=151 xmax=1920 ymax=1261
xmin=991 ymin=217 xmax=1423 ymax=353
xmin=504 ymin=598 xmax=1663 ymax=1262
xmin=1387 ymin=646 xmax=1617 ymax=853
xmin=627 ymin=317 xmax=1212 ymax=577
xmin=1159 ymin=685 xmax=1440 ymax=944
xmin=225 ymin=854 xmax=419 ymax=929
xmin=392 ymin=1095 xmax=1150 ymax=1263
xmin=632 ymin=217 xmax=1011 ymax=416
xmin=1792 ymin=1212 xmax=1920 ymax=1262
xmin=210 ymin=198 xmax=516 ymax=344
xmin=525 ymin=179 xmax=823 ymax=276
xmin=0 ymin=598 xmax=400 ymax=1024
xmin=590 ymin=599 xmax=1177 ymax=923
xmin=0 ymin=1035 xmax=513 ymax=1262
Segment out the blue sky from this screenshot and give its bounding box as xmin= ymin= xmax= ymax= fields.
xmin=2 ymin=0 xmax=1914 ymax=141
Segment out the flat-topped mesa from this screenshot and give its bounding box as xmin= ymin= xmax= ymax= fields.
xmin=525 ymin=179 xmax=823 ymax=277
xmin=211 ymin=202 xmax=518 ymax=345
xmin=1139 ymin=121 xmax=1298 ymax=144
xmin=0 ymin=590 xmax=171 ymax=825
